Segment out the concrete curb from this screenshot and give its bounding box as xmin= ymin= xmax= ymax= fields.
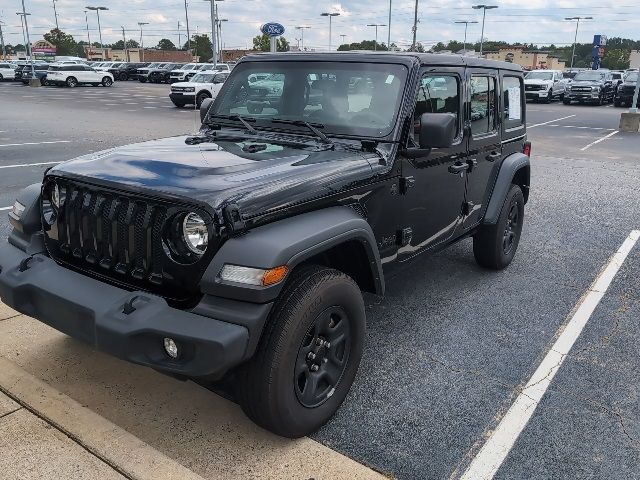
xmin=0 ymin=356 xmax=205 ymax=480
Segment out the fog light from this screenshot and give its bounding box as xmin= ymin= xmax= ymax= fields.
xmin=163 ymin=337 xmax=179 ymax=359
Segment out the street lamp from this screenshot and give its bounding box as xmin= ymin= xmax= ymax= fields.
xmin=564 ymin=16 xmax=593 ymax=70
xmin=203 ymin=0 xmax=223 ymax=67
xmin=17 ymin=2 xmax=35 ymax=81
xmin=86 ymin=6 xmax=108 ymax=59
xmin=295 ymin=26 xmax=311 ymax=51
xmin=320 ymin=12 xmax=340 ymax=51
xmin=367 ymin=24 xmax=386 ymax=51
xmin=83 ymin=10 xmax=92 ymax=58
xmin=138 ymin=22 xmax=148 ymax=61
xmin=52 ymin=0 xmax=59 ymax=30
xmin=217 ymin=16 xmax=228 ymax=61
xmin=340 ymin=34 xmax=347 ymax=47
xmin=454 ymin=20 xmax=478 ymax=54
xmin=0 ymin=21 xmax=6 ymax=61
xmin=472 ymin=4 xmax=498 ymax=55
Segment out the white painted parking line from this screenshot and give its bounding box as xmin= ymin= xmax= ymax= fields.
xmin=0 ymin=161 xmax=59 ymax=169
xmin=546 ymin=124 xmax=616 ymax=131
xmin=461 ymin=230 xmax=640 ymax=480
xmin=580 ymin=130 xmax=619 ymax=151
xmin=0 ymin=140 xmax=70 ymax=148
xmin=527 ymin=115 xmax=576 ymax=129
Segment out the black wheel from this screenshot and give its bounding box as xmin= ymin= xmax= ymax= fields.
xmin=40 ymin=78 xmax=47 ymax=86
xmin=66 ymin=76 xmax=78 ymax=88
xmin=139 ymin=78 xmax=147 ymax=83
xmin=563 ymin=98 xmax=571 ymax=105
xmin=542 ymin=90 xmax=552 ymax=103
xmin=171 ymin=101 xmax=186 ymax=108
xmin=118 ymin=72 xmax=128 ymax=81
xmin=597 ymin=94 xmax=604 ymax=106
xmin=195 ymin=92 xmax=210 ymax=108
xmin=474 ymin=184 xmax=525 ymax=270
xmin=0 ymin=74 xmax=3 ymax=81
xmin=614 ymin=98 xmax=622 ymax=108
xmin=102 ymin=76 xmax=113 ymax=87
xmin=236 ymin=265 xmax=366 ymax=438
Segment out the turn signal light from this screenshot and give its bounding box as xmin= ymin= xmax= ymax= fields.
xmin=523 ymin=141 xmax=532 ymax=157
xmin=261 ymin=266 xmax=289 ymax=286
xmin=219 ymin=264 xmax=289 ymax=286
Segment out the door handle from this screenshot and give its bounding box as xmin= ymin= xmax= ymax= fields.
xmin=486 ymin=151 xmax=501 ymax=162
xmin=448 ymin=162 xmax=469 ymax=174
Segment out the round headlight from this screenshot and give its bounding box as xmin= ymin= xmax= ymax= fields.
xmin=182 ymin=212 xmax=208 ymax=254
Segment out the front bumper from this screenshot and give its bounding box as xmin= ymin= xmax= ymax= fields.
xmin=0 ymin=241 xmax=250 ymax=378
xmin=525 ymin=90 xmax=549 ymax=99
xmin=566 ymin=91 xmax=601 ymax=102
xmin=170 ymin=92 xmax=195 ymax=103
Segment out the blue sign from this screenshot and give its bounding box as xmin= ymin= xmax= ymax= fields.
xmin=261 ymin=22 xmax=285 ymax=37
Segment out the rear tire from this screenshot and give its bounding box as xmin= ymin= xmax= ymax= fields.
xmin=563 ymin=98 xmax=571 ymax=105
xmin=235 ymin=265 xmax=366 ymax=438
xmin=474 ymin=184 xmax=525 ymax=270
xmin=614 ymin=98 xmax=622 ymax=108
xmin=66 ymin=76 xmax=78 ymax=88
xmin=139 ymin=78 xmax=147 ymax=83
xmin=102 ymin=77 xmax=113 ymax=87
xmin=119 ymin=72 xmax=128 ymax=81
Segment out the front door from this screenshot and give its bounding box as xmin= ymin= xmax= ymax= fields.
xmin=464 ymin=71 xmax=502 ymax=228
xmin=398 ymin=69 xmax=468 ymax=261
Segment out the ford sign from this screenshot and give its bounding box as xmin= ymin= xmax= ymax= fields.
xmin=261 ymin=22 xmax=285 ymax=37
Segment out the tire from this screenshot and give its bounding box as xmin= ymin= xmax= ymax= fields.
xmin=102 ymin=77 xmax=113 ymax=87
xmin=563 ymin=98 xmax=571 ymax=105
xmin=473 ymin=184 xmax=525 ymax=270
xmin=236 ymin=265 xmax=366 ymax=438
xmin=171 ymin=101 xmax=186 ymax=108
xmin=119 ymin=72 xmax=128 ymax=81
xmin=196 ymin=92 xmax=210 ymax=108
xmin=139 ymin=78 xmax=147 ymax=83
xmin=0 ymin=74 xmax=3 ymax=81
xmin=40 ymin=78 xmax=47 ymax=86
xmin=542 ymin=90 xmax=552 ymax=104
xmin=614 ymin=98 xmax=622 ymax=108
xmin=66 ymin=76 xmax=78 ymax=88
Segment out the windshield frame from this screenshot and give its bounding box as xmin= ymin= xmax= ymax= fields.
xmin=206 ymin=59 xmax=410 ymax=141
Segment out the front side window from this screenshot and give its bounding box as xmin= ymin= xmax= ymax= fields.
xmin=411 ymin=74 xmax=460 ymax=142
xmin=470 ymin=76 xmax=497 ymax=136
xmin=503 ymin=76 xmax=524 ymax=129
xmin=212 ymin=61 xmax=408 ymax=138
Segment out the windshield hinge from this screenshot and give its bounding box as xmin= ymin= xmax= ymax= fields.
xmin=399 ymin=176 xmax=415 ymax=195
xmin=223 ymin=203 xmax=245 ymax=233
xmin=361 ymin=140 xmax=379 ymax=152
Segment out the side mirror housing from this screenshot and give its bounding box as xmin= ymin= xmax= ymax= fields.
xmin=200 ymin=98 xmax=214 ymax=123
xmin=419 ymin=113 xmax=456 ymax=149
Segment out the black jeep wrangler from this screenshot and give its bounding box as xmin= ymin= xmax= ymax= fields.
xmin=0 ymin=53 xmax=530 ymax=438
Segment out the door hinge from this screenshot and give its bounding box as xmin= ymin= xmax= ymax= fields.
xmin=223 ymin=203 xmax=245 ymax=232
xmin=396 ymin=227 xmax=413 ymax=247
xmin=399 ymin=176 xmax=415 ymax=195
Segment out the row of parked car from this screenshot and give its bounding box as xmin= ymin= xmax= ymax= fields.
xmin=85 ymin=61 xmax=233 ymax=84
xmin=524 ymin=68 xmax=639 ymax=107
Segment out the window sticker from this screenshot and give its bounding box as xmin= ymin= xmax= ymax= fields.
xmin=508 ymin=87 xmax=521 ymax=120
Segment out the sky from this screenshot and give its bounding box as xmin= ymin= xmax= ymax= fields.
xmin=1 ymin=0 xmax=638 ymax=51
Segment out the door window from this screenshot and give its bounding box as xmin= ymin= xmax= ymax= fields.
xmin=411 ymin=74 xmax=460 ymax=143
xmin=503 ymin=76 xmax=524 ymax=129
xmin=470 ymin=76 xmax=497 ymax=136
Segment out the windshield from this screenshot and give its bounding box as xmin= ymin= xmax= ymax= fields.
xmin=210 ymin=61 xmax=408 ymax=138
xmin=625 ymin=72 xmax=638 ymax=82
xmin=574 ymin=72 xmax=605 ymax=82
xmin=180 ymin=64 xmax=197 ymax=70
xmin=146 ymin=63 xmax=159 ymax=68
xmin=191 ymin=73 xmax=215 ymax=83
xmin=526 ymin=72 xmax=553 ymax=80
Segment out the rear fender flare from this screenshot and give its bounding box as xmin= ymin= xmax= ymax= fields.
xmin=483 ymin=152 xmax=530 ymax=225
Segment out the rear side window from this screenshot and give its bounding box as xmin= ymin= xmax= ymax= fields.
xmin=503 ymin=76 xmax=524 ymax=129
xmin=470 ymin=76 xmax=497 ymax=136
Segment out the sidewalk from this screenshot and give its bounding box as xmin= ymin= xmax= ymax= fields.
xmin=0 ymin=301 xmax=388 ymax=480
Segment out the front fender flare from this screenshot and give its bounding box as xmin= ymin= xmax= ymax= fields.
xmin=199 ymin=206 xmax=384 ymax=303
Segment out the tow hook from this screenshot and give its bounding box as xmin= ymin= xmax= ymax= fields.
xmin=18 ymin=255 xmax=35 ymax=272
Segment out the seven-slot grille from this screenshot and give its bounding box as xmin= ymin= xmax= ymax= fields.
xmin=571 ymin=85 xmax=593 ymax=93
xmin=42 ymin=178 xmax=213 ymax=303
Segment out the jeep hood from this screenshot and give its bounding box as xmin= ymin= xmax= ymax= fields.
xmin=48 ymin=135 xmax=378 ymax=219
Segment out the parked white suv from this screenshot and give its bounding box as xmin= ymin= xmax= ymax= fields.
xmin=168 ymin=63 xmax=201 ymax=83
xmin=0 ymin=62 xmax=16 ymax=81
xmin=524 ymin=70 xmax=566 ymax=103
xmin=46 ymin=64 xmax=114 ymax=87
xmin=169 ymin=71 xmax=229 ymax=107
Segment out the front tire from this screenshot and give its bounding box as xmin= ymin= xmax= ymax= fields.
xmin=66 ymin=76 xmax=78 ymax=88
xmin=102 ymin=76 xmax=113 ymax=87
xmin=563 ymin=98 xmax=571 ymax=105
xmin=473 ymin=184 xmax=525 ymax=270
xmin=236 ymin=265 xmax=366 ymax=438
xmin=196 ymin=92 xmax=210 ymax=108
xmin=119 ymin=72 xmax=128 ymax=81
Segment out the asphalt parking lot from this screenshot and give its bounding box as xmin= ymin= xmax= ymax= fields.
xmin=0 ymin=80 xmax=639 ymax=479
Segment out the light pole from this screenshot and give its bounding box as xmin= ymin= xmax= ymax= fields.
xmin=454 ymin=20 xmax=478 ymax=54
xmin=320 ymin=12 xmax=339 ymax=51
xmin=411 ymin=0 xmax=418 ymax=51
xmin=16 ymin=13 xmax=27 ymax=56
xmin=138 ymin=22 xmax=148 ymax=61
xmin=340 ymin=34 xmax=347 ymax=47
xmin=0 ymin=21 xmax=6 ymax=61
xmin=564 ymin=16 xmax=593 ymax=70
xmin=86 ymin=6 xmax=108 ymax=59
xmin=472 ymin=4 xmax=498 ymax=55
xmin=84 ymin=10 xmax=91 ymax=58
xmin=18 ymin=2 xmax=35 ymax=80
xmin=217 ymin=16 xmax=227 ymax=62
xmin=367 ymin=23 xmax=386 ymax=51
xmin=203 ymin=0 xmax=223 ymax=67
xmin=52 ymin=0 xmax=59 ymax=30
xmin=387 ymin=0 xmax=392 ymax=50
xmin=121 ymin=26 xmax=128 ymax=62
xmin=178 ymin=21 xmax=182 ymax=49
xmin=184 ymin=0 xmax=191 ymax=56
xmin=295 ymin=26 xmax=311 ymax=51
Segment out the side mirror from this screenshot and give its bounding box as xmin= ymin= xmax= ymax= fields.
xmin=200 ymin=98 xmax=214 ymax=123
xmin=418 ymin=113 xmax=456 ymax=149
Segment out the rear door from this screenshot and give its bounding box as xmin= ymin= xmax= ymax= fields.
xmin=463 ymin=69 xmax=502 ymax=228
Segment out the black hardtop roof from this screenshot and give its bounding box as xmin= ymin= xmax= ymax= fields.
xmin=240 ymin=51 xmax=523 ymax=72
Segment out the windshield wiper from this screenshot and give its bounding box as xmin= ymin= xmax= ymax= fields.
xmin=208 ymin=114 xmax=257 ymax=134
xmin=269 ymin=118 xmax=333 ymax=146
